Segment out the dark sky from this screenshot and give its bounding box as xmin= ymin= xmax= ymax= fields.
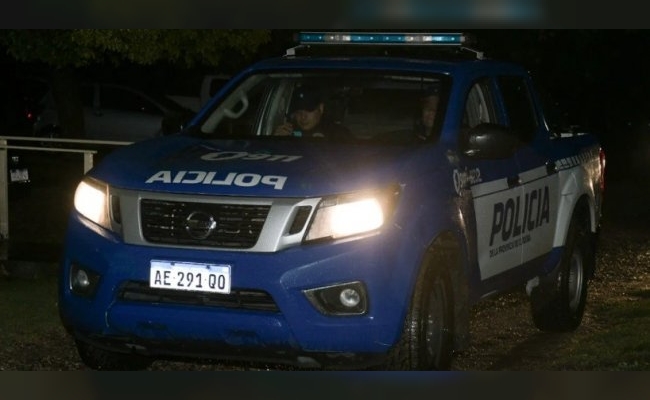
xmin=1 ymin=0 xmax=646 ymax=28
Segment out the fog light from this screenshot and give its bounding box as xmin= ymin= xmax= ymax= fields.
xmin=304 ymin=281 xmax=368 ymax=316
xmin=340 ymin=288 xmax=361 ymax=308
xmin=70 ymin=263 xmax=101 ymax=297
xmin=75 ymin=269 xmax=90 ymax=288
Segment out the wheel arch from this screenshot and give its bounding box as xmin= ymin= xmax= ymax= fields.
xmin=557 ymin=194 xmax=595 ymax=278
xmin=554 ymin=168 xmax=600 ymax=249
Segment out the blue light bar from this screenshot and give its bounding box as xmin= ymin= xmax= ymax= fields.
xmin=298 ymin=32 xmax=466 ymax=46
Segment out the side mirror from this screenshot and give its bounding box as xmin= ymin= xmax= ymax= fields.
xmin=461 ymin=123 xmax=519 ymax=159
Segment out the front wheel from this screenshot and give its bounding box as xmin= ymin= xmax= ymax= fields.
xmin=530 ymin=210 xmax=592 ymax=332
xmin=386 ymin=266 xmax=454 ymax=370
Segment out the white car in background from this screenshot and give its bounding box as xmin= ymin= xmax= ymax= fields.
xmin=165 ymin=74 xmax=231 ymax=112
xmin=33 ymin=82 xmax=194 ymax=143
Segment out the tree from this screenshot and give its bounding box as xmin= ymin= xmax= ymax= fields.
xmin=0 ymin=29 xmax=271 ymax=138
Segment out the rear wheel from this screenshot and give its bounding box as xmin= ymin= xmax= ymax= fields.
xmin=386 ymin=266 xmax=454 ymax=370
xmin=75 ymin=340 xmax=152 ymax=371
xmin=531 ymin=210 xmax=592 ymax=332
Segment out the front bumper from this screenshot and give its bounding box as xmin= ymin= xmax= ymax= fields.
xmin=70 ymin=330 xmax=386 ymax=369
xmin=59 ymin=213 xmax=419 ymax=367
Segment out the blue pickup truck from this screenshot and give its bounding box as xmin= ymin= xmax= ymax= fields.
xmin=58 ymin=32 xmax=606 ymax=370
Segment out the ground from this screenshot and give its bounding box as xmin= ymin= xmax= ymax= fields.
xmin=452 ymin=223 xmax=650 ymax=370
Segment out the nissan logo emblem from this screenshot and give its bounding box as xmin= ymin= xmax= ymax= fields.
xmin=185 ymin=211 xmax=217 ymax=240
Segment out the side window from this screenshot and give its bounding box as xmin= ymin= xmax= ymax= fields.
xmin=498 ymin=76 xmax=538 ymax=143
xmin=462 ymin=78 xmax=497 ymax=130
xmin=211 ymin=81 xmax=270 ymax=136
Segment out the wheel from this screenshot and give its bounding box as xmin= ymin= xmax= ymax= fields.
xmin=386 ymin=266 xmax=454 ymax=370
xmin=530 ymin=210 xmax=592 ymax=332
xmin=75 ymin=340 xmax=152 ymax=371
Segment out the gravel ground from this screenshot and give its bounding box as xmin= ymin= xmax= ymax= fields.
xmin=1 ymin=152 xmax=648 ymax=371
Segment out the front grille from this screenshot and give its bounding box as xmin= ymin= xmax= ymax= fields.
xmin=141 ymin=199 xmax=270 ymax=249
xmin=118 ymin=281 xmax=279 ymax=312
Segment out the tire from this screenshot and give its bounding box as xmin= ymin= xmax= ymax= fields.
xmin=75 ymin=340 xmax=152 ymax=371
xmin=386 ymin=266 xmax=454 ymax=370
xmin=530 ymin=210 xmax=592 ymax=332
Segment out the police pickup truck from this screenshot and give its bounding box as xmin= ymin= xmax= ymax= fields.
xmin=59 ymin=32 xmax=606 ymax=370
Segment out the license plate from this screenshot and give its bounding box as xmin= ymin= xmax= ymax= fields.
xmin=9 ymin=168 xmax=29 ymax=183
xmin=150 ymin=260 xmax=231 ymax=294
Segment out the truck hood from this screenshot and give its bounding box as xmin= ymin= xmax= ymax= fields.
xmin=90 ymin=135 xmax=429 ymax=197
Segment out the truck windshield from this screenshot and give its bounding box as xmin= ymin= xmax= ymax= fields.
xmin=197 ymin=70 xmax=449 ymax=144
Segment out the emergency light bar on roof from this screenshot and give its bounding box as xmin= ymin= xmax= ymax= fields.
xmin=297 ymin=32 xmax=466 ymax=46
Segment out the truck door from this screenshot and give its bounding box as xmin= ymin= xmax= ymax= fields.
xmin=458 ymin=78 xmax=525 ymax=286
xmin=497 ymin=75 xmax=559 ymax=272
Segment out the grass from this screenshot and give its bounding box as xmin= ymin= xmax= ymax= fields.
xmin=506 ymin=283 xmax=650 ymax=371
xmin=555 ymin=297 xmax=650 ymax=370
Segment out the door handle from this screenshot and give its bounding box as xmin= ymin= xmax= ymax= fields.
xmin=507 ymin=175 xmax=521 ymax=188
xmin=546 ymin=160 xmax=557 ymax=175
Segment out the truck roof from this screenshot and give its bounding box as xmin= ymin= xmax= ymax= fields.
xmin=247 ymin=55 xmax=528 ymax=77
xmin=222 ymin=32 xmax=531 ymax=94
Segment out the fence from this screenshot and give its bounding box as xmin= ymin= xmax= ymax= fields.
xmin=0 ymin=135 xmax=131 ymax=240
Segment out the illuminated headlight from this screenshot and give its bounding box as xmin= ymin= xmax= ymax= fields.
xmin=73 ymin=177 xmax=113 ymax=231
xmin=305 ymin=185 xmax=400 ymax=242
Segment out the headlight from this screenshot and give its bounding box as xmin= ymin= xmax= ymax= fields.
xmin=73 ymin=177 xmax=112 ymax=231
xmin=305 ymin=185 xmax=400 ymax=242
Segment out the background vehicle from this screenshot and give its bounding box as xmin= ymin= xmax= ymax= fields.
xmin=165 ymin=74 xmax=232 ymax=112
xmin=33 ymin=82 xmax=194 ymax=142
xmin=58 ymin=32 xmax=606 ymax=371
